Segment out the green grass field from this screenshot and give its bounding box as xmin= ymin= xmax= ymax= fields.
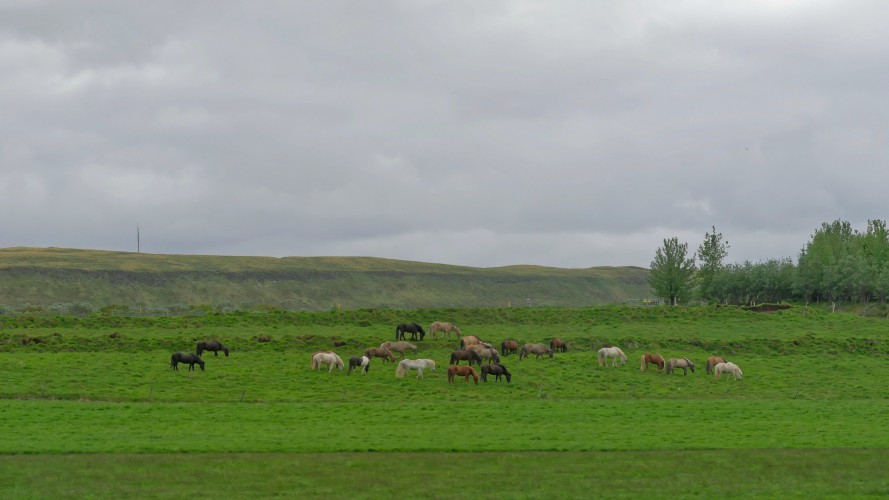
xmin=1 ymin=305 xmax=888 ymax=497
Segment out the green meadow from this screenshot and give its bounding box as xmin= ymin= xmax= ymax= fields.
xmin=1 ymin=305 xmax=888 ymax=498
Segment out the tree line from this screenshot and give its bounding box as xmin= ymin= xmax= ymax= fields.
xmin=648 ymin=220 xmax=889 ymax=306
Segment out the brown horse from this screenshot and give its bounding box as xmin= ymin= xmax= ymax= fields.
xmin=480 ymin=363 xmax=511 ymax=383
xmin=364 ymin=347 xmax=396 ymax=363
xmin=430 ymin=321 xmax=462 ymax=339
xmin=447 ymin=365 xmax=479 ymax=385
xmin=550 ymin=338 xmax=568 ymax=353
xmin=665 ymin=357 xmax=695 ymax=375
xmin=640 ymin=353 xmax=665 ymax=372
xmin=450 ymin=349 xmax=482 ymax=366
xmin=379 ymin=341 xmax=417 ymax=359
xmin=705 ymin=356 xmax=728 ymax=375
xmin=519 ymin=343 xmax=553 ymax=360
xmin=501 ymin=339 xmax=518 ymax=356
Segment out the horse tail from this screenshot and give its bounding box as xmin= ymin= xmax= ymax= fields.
xmin=311 ymin=356 xmax=318 ymax=370
xmin=597 ymin=349 xmax=604 ymax=366
xmin=395 ymin=360 xmax=406 ymax=378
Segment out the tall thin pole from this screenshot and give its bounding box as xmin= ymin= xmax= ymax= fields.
xmin=137 ymin=224 xmax=140 ymax=253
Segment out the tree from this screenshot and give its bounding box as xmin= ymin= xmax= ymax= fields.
xmin=649 ymin=237 xmax=696 ymax=306
xmin=696 ymin=226 xmax=729 ymax=302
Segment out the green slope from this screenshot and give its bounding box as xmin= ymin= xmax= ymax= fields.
xmin=0 ymin=247 xmax=651 ymax=310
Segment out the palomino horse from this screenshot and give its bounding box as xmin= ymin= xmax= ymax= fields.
xmin=311 ymin=351 xmax=344 ymax=372
xmin=171 ymin=352 xmax=204 ymax=371
xmin=379 ymin=341 xmax=418 ymax=359
xmin=501 ymin=339 xmax=519 ymax=356
xmin=519 ymin=343 xmax=553 ymax=359
xmin=447 ymin=365 xmax=479 ymax=385
xmin=480 ymin=363 xmax=511 ymax=383
xmin=597 ymin=347 xmax=627 ymax=367
xmin=449 ymin=349 xmax=482 ymax=366
xmin=348 ymin=355 xmax=370 ymax=375
xmin=714 ymin=362 xmax=743 ymax=380
xmin=665 ymin=357 xmax=695 ymax=375
xmin=550 ymin=338 xmax=568 ymax=353
xmin=196 ymin=340 xmax=230 ymax=357
xmin=430 ymin=321 xmax=462 ymax=339
xmin=705 ymin=356 xmax=728 ymax=375
xmin=364 ymin=347 xmax=396 ymax=363
xmin=640 ymin=353 xmax=665 ymax=372
xmin=459 ymin=335 xmax=484 ymax=349
xmin=395 ymin=323 xmax=426 ymax=341
xmin=467 ymin=344 xmax=501 ymax=364
xmin=395 ymin=358 xmax=436 ymax=379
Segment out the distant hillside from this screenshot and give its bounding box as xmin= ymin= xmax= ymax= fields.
xmin=0 ymin=247 xmax=652 ymax=312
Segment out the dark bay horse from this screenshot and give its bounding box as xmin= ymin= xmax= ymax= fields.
xmin=640 ymin=353 xmax=665 ymax=372
xmin=447 ymin=365 xmax=479 ymax=385
xmin=196 ymin=340 xmax=229 ymax=357
xmin=171 ymin=352 xmax=204 ymax=371
xmin=396 ymin=322 xmax=426 ymax=341
xmin=450 ymin=349 xmax=482 ymax=366
xmin=550 ymin=338 xmax=568 ymax=353
xmin=480 ymin=363 xmax=511 ymax=383
xmin=501 ymin=339 xmax=518 ymax=356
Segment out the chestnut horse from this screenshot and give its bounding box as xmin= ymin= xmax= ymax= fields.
xmin=501 ymin=339 xmax=519 ymax=356
xmin=550 ymin=338 xmax=568 ymax=353
xmin=640 ymin=353 xmax=665 ymax=372
xmin=447 ymin=365 xmax=479 ymax=385
xmin=430 ymin=321 xmax=462 ymax=339
xmin=480 ymin=363 xmax=511 ymax=383
xmin=705 ymin=356 xmax=728 ymax=375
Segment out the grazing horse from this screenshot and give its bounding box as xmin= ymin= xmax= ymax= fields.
xmin=480 ymin=363 xmax=511 ymax=383
xmin=395 ymin=322 xmax=426 ymax=341
xmin=447 ymin=365 xmax=479 ymax=385
xmin=450 ymin=349 xmax=482 ymax=366
xmin=348 ymin=355 xmax=370 ymax=375
xmin=501 ymin=339 xmax=519 ymax=356
xmin=379 ymin=341 xmax=418 ymax=359
xmin=714 ymin=362 xmax=743 ymax=380
xmin=706 ymin=356 xmax=728 ymax=375
xmin=311 ymin=351 xmax=344 ymax=372
xmin=364 ymin=347 xmax=396 ymax=363
xmin=640 ymin=353 xmax=665 ymax=372
xmin=196 ymin=340 xmax=230 ymax=357
xmin=395 ymin=358 xmax=436 ymax=379
xmin=430 ymin=321 xmax=462 ymax=339
xmin=519 ymin=343 xmax=553 ymax=360
xmin=171 ymin=352 xmax=204 ymax=371
xmin=550 ymin=338 xmax=568 ymax=353
xmin=597 ymin=347 xmax=627 ymax=367
xmin=467 ymin=344 xmax=501 ymax=364
xmin=665 ymin=357 xmax=695 ymax=375
xmin=459 ymin=335 xmax=483 ymax=349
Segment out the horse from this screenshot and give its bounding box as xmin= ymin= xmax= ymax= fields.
xmin=395 ymin=358 xmax=436 ymax=379
xmin=467 ymin=344 xmax=501 ymax=364
xmin=640 ymin=353 xmax=665 ymax=372
xmin=395 ymin=322 xmax=426 ymax=341
xmin=196 ymin=340 xmax=229 ymax=357
xmin=501 ymin=339 xmax=519 ymax=356
xmin=459 ymin=335 xmax=483 ymax=349
xmin=450 ymin=349 xmax=483 ymax=366
xmin=480 ymin=363 xmax=511 ymax=383
xmin=311 ymin=351 xmax=344 ymax=372
xmin=170 ymin=352 xmax=204 ymax=371
xmin=447 ymin=365 xmax=479 ymax=385
xmin=430 ymin=321 xmax=462 ymax=339
xmin=379 ymin=341 xmax=418 ymax=359
xmin=364 ymin=347 xmax=396 ymax=363
xmin=714 ymin=362 xmax=743 ymax=380
xmin=705 ymin=356 xmax=728 ymax=375
xmin=519 ymin=343 xmax=553 ymax=360
xmin=665 ymin=357 xmax=695 ymax=375
xmin=597 ymin=347 xmax=627 ymax=367
xmin=550 ymin=337 xmax=568 ymax=353
xmin=348 ymin=356 xmax=370 ymax=375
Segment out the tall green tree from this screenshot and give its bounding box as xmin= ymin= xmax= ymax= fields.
xmin=649 ymin=237 xmax=696 ymax=305
xmin=696 ymin=226 xmax=729 ymax=302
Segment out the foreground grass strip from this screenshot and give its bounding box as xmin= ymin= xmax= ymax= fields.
xmin=2 ymin=399 xmax=887 ymax=453
xmin=0 ymin=450 xmax=886 ymax=498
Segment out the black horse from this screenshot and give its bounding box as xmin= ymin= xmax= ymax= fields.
xmin=171 ymin=352 xmax=205 ymax=371
xmin=449 ymin=349 xmax=482 ymax=366
xmin=480 ymin=363 xmax=511 ymax=383
xmin=395 ymin=322 xmax=426 ymax=341
xmin=196 ymin=340 xmax=230 ymax=357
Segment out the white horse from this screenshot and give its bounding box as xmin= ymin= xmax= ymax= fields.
xmin=311 ymin=351 xmax=344 ymax=372
xmin=598 ymin=346 xmax=627 ymax=367
xmin=395 ymin=358 xmax=437 ymax=379
xmin=714 ymin=362 xmax=743 ymax=380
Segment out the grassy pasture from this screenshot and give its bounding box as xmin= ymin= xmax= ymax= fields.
xmin=1 ymin=305 xmax=888 ymax=497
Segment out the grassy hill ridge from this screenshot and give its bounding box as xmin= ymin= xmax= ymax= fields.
xmin=0 ymin=247 xmax=651 ymax=311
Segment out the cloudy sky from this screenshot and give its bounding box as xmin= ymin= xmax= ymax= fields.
xmin=1 ymin=1 xmax=887 ymax=268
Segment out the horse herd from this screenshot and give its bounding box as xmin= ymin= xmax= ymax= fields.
xmin=169 ymin=321 xmax=743 ymax=383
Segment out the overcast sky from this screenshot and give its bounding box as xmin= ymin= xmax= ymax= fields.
xmin=1 ymin=1 xmax=887 ymax=268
